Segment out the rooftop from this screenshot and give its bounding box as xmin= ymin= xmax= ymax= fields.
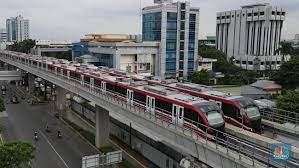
xmin=241 ymin=3 xmax=270 ymax=9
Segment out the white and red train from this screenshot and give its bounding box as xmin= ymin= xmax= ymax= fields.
xmin=3 ymin=51 xmax=226 ymax=138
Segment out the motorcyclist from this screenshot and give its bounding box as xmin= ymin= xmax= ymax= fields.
xmin=34 ymin=131 xmax=38 ymax=140
xmin=57 ymin=130 xmax=61 ymax=138
xmin=46 ymin=124 xmax=50 ymax=132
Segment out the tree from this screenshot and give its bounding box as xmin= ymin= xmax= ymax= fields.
xmin=188 ymin=70 xmax=211 ymax=85
xmin=0 ymin=141 xmax=35 ymax=168
xmin=8 ymin=39 xmax=36 ymax=54
xmin=275 ymin=40 xmax=294 ymax=62
xmin=198 ymin=44 xmax=258 ymax=85
xmin=272 ymin=56 xmax=299 ymax=90
xmin=56 ymin=51 xmax=72 ymax=61
xmin=277 ymin=91 xmax=299 ymax=114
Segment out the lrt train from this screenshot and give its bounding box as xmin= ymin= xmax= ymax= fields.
xmin=6 ymin=52 xmax=225 ymax=138
xmin=165 ymin=83 xmax=262 ymax=133
xmin=72 ymin=66 xmax=262 ymax=133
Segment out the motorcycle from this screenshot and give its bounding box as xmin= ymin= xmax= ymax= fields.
xmin=57 ymin=131 xmax=62 ymax=139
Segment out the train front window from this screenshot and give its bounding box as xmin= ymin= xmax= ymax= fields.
xmin=244 ymin=106 xmax=260 ymax=119
xmin=233 ymin=97 xmax=261 ymax=119
xmin=195 ymin=102 xmax=224 ymax=126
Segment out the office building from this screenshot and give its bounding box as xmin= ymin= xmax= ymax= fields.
xmin=31 ymin=40 xmax=72 ymax=57
xmin=142 ymin=0 xmax=200 ymax=79
xmin=6 ymin=15 xmax=30 ymax=42
xmin=199 ymin=36 xmax=216 ymax=47
xmin=72 ymin=34 xmax=160 ymax=75
xmin=0 ymin=28 xmax=7 ymax=42
xmin=216 ymin=3 xmax=286 ymax=71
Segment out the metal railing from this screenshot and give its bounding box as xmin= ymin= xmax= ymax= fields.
xmin=1 ymin=53 xmax=299 ymax=167
xmin=261 ymin=108 xmax=299 ymax=126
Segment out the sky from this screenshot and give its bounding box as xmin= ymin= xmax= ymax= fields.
xmin=0 ymin=0 xmax=298 ymax=41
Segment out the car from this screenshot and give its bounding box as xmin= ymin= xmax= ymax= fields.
xmin=11 ymin=96 xmax=19 ymax=104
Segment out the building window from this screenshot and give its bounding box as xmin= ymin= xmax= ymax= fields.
xmin=167 ymin=21 xmax=177 ymax=30
xmin=142 ymin=12 xmax=162 ymax=41
xmin=190 ymin=14 xmax=196 ymax=22
xmin=243 ymin=13 xmax=245 ymax=17
xmin=226 ymin=15 xmax=230 ymax=19
xmin=166 ymin=41 xmax=176 ymax=50
xmin=272 ymin=11 xmax=276 ymax=15
xmin=166 ymin=52 xmax=176 ymax=61
xmin=180 ymin=42 xmax=184 ymax=50
xmin=167 ymin=31 xmax=177 ymax=39
xmin=282 ymin=12 xmax=285 ymax=16
xmin=221 ymin=16 xmax=225 ymax=19
xmin=180 ymin=11 xmax=185 ymax=20
xmin=180 ymin=32 xmax=185 ymax=40
xmin=167 ymin=12 xmax=177 ymax=21
xmin=237 ymin=14 xmax=239 ymax=17
xmin=217 ymin=16 xmax=220 ymax=20
xmin=277 ymin=61 xmax=281 ymax=65
xmin=181 ymin=3 xmax=186 ymax=10
xmin=248 ymin=61 xmax=253 ymax=65
xmin=166 ymin=62 xmax=176 ymax=70
xmin=242 ymin=61 xmax=246 ymax=65
xmin=260 ymin=12 xmax=264 ymax=15
xmin=248 ymin=13 xmax=252 ymax=17
xmin=261 ymin=62 xmax=264 ymax=65
xmin=180 ymin=21 xmax=185 ymax=30
xmin=188 ymin=61 xmax=194 ymax=70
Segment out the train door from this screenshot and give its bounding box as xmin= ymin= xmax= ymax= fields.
xmin=46 ymin=64 xmax=48 ymax=71
xmin=67 ymin=71 xmax=70 ymax=80
xmin=55 ymin=67 xmax=58 ymax=75
xmin=90 ymin=78 xmax=94 ymax=90
xmin=80 ymin=75 xmax=84 ymax=85
xmin=146 ymin=96 xmax=155 ymax=115
xmin=101 ymin=81 xmax=106 ymax=92
xmin=60 ymin=69 xmax=63 ymax=76
xmin=172 ymin=105 xmax=184 ymax=126
xmin=126 ymin=90 xmax=134 ymax=105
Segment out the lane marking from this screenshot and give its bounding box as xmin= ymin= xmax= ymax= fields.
xmin=38 ymin=129 xmax=70 ymax=168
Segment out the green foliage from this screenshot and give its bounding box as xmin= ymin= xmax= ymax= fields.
xmin=198 ymin=44 xmax=258 ymax=85
xmin=277 ymin=91 xmax=299 ymax=114
xmin=275 ymin=41 xmax=294 ymax=61
xmin=0 ymin=96 xmax=6 ymax=112
xmin=188 ymin=70 xmax=211 ymax=85
xmin=7 ymin=39 xmax=36 ymax=54
xmin=272 ymin=56 xmax=299 ymax=90
xmin=63 ymin=118 xmax=95 ymax=145
xmin=0 ymin=141 xmax=35 ymax=168
xmin=56 ymin=51 xmax=72 ymax=61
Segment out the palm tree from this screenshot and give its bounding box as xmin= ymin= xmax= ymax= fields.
xmin=275 ymin=40 xmax=294 ymax=62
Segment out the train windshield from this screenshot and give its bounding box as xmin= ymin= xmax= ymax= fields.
xmin=233 ymin=97 xmax=261 ymax=119
xmin=195 ymin=102 xmax=224 ymax=126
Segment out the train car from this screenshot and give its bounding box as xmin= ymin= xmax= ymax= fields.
xmin=169 ymin=83 xmax=262 ymax=133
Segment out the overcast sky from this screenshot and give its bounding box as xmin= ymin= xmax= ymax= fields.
xmin=0 ymin=0 xmax=298 ymax=41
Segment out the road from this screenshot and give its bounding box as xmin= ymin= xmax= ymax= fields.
xmin=0 ymin=83 xmax=98 ymax=168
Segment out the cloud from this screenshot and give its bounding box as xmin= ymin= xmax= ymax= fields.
xmin=0 ymin=0 xmax=297 ymax=40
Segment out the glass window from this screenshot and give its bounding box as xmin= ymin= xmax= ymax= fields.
xmin=167 ymin=12 xmax=177 ymax=21
xmin=166 ymin=62 xmax=176 ymax=70
xmin=166 ymin=52 xmax=176 ymax=61
xmin=188 ymin=42 xmax=195 ymax=50
xmin=180 ymin=42 xmax=184 ymax=50
xmin=142 ymin=12 xmax=162 ymax=41
xmin=190 ymin=14 xmax=196 ymax=22
xmin=188 ymin=61 xmax=194 ymax=69
xmin=188 ymin=52 xmax=194 ymax=60
xmin=167 ymin=31 xmax=177 ymax=40
xmin=167 ymin=21 xmax=177 ymax=30
xmin=166 ymin=42 xmax=176 ymax=50
xmin=181 ymin=11 xmax=185 ymax=20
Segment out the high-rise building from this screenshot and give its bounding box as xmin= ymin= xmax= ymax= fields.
xmin=216 ymin=3 xmax=286 ymax=71
xmin=0 ymin=28 xmax=7 ymax=42
xmin=6 ymin=15 xmax=30 ymax=42
xmin=142 ymin=0 xmax=199 ymax=79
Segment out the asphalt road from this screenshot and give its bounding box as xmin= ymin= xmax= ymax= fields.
xmin=0 ymin=83 xmax=98 ymax=168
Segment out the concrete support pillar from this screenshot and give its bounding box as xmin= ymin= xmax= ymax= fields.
xmin=95 ymin=105 xmax=110 ymax=148
xmin=55 ymin=86 xmax=68 ymax=111
xmin=28 ymin=74 xmax=35 ymax=94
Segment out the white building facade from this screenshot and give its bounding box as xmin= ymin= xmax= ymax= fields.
xmin=6 ymin=15 xmax=30 ymax=42
xmin=142 ymin=0 xmax=200 ymax=79
xmin=0 ymin=28 xmax=7 ymax=42
xmin=216 ymin=3 xmax=286 ymax=71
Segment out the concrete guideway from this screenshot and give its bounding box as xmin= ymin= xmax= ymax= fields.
xmin=0 ymin=51 xmax=294 ymax=168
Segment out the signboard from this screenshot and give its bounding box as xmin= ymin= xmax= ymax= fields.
xmin=82 ymin=151 xmax=122 ymax=168
xmin=154 ymin=0 xmax=173 ymax=4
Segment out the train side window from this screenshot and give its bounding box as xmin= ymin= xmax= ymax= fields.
xmin=84 ymin=76 xmax=90 ymax=83
xmin=133 ymin=91 xmax=146 ymax=104
xmin=156 ymin=99 xmax=172 ymax=113
xmin=106 ymin=83 xmax=115 ymax=92
xmin=222 ymin=103 xmax=238 ymax=119
xmin=94 ymin=79 xmax=101 ymax=87
xmin=115 ymin=86 xmax=127 ymax=96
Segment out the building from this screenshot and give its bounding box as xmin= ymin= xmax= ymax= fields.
xmin=216 ymin=3 xmax=286 ymax=71
xmin=199 ymin=36 xmax=216 ymax=47
xmin=6 ymin=15 xmax=30 ymax=42
xmin=88 ymin=41 xmax=160 ymax=75
xmin=241 ymin=80 xmax=281 ymax=99
xmin=198 ymin=57 xmax=217 ymax=71
xmin=31 ymin=40 xmax=72 ymax=57
xmin=142 ymin=0 xmax=200 ymax=79
xmin=0 ymin=28 xmax=7 ymax=42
